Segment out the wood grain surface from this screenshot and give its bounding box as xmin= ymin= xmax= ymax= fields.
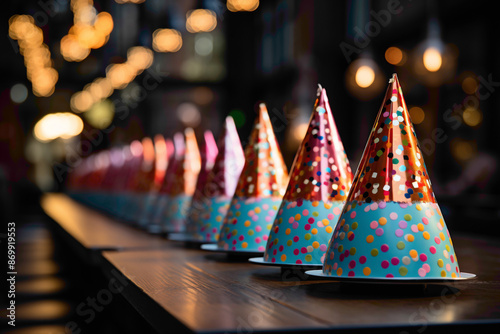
xmin=43 ymin=193 xmax=500 ymax=333
xmin=103 ymin=234 xmax=500 ymax=333
xmin=41 ymin=193 xmax=169 ymax=250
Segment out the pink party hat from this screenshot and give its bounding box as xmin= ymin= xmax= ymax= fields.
xmin=187 ymin=116 xmax=245 ymax=242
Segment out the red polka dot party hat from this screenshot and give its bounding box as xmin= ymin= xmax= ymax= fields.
xmin=262 ymin=85 xmax=353 ymax=266
xmin=216 ymin=103 xmax=289 ymax=252
xmin=161 ymin=128 xmax=201 ymax=233
xmin=186 ymin=117 xmax=246 ymax=242
xmin=322 ymin=74 xmax=461 ymax=279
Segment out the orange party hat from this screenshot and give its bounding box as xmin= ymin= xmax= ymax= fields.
xmin=216 ymin=103 xmax=289 ymax=252
xmin=162 ymin=128 xmax=201 ymax=233
xmin=323 ymin=74 xmax=461 ymax=279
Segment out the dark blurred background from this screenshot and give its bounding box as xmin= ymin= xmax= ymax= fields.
xmin=2 ymin=0 xmax=500 ymax=227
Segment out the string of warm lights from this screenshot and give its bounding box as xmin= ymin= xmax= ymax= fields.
xmin=70 ymin=46 xmax=154 ymax=114
xmin=8 ymin=15 xmax=58 ymax=97
xmin=60 ymin=0 xmax=114 ymax=62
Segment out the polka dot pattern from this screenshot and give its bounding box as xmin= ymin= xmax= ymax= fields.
xmin=151 ymin=194 xmax=170 ymax=226
xmin=160 ymin=129 xmax=201 ymax=233
xmin=167 ymin=129 xmax=201 ymax=198
xmin=262 ymin=87 xmax=352 ymax=266
xmin=349 ymin=75 xmax=435 ymax=203
xmin=323 ymin=201 xmax=460 ymax=278
xmin=284 ymin=88 xmax=352 ymax=202
xmin=322 ymin=74 xmax=461 ymax=279
xmin=162 ymin=194 xmax=193 ymax=233
xmin=214 ymin=104 xmax=288 ymax=252
xmin=185 ymin=117 xmax=245 ymax=242
xmin=264 ymin=200 xmax=343 ymax=265
xmin=187 ymin=196 xmax=232 ymax=242
xmin=234 ymin=104 xmax=288 ymax=198
xmin=217 ymin=197 xmax=281 ymax=251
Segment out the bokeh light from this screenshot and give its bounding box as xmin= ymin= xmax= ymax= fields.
xmin=10 ymin=83 xmax=29 ymax=103
xmin=409 ymin=107 xmax=425 ymax=125
xmin=127 ymin=46 xmax=154 ymax=73
xmin=228 ymin=109 xmax=246 ymax=128
xmin=153 ymin=29 xmax=183 ymax=53
xmin=293 ymin=122 xmax=309 ymax=142
xmin=83 ymin=99 xmax=115 ymax=129
xmin=60 ymin=1 xmax=113 ymax=62
xmin=9 ymin=15 xmax=58 ymax=97
xmin=186 ymin=9 xmax=217 ymax=33
xmin=423 ymin=47 xmax=442 ymax=72
xmin=355 ymin=65 xmax=375 ymax=88
xmin=462 ymin=76 xmax=478 ymax=94
xmin=70 ymin=91 xmax=94 ymax=113
xmin=462 ymin=108 xmax=482 ymax=127
xmin=451 ymin=139 xmax=476 ymax=161
xmin=177 ymin=103 xmax=201 ymax=127
xmin=34 ymin=113 xmax=84 ymax=142
xmin=385 ymin=47 xmax=404 ymax=65
xmin=227 ymin=0 xmax=260 ymax=12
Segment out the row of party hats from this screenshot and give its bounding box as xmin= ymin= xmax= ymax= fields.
xmin=251 ymin=74 xmax=459 ymax=279
xmin=201 ymin=74 xmax=460 ymax=280
xmin=68 ymin=73 xmax=462 ymax=279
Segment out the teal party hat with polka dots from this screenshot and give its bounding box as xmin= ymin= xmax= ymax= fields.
xmin=261 ymin=85 xmax=353 ymax=266
xmin=215 ymin=104 xmax=289 ymax=252
xmin=322 ymin=74 xmax=462 ymax=279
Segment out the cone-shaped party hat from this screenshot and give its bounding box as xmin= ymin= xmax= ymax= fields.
xmin=263 ymin=86 xmax=353 ymax=266
xmin=191 ymin=130 xmax=219 ymax=204
xmin=128 ymin=137 xmax=156 ymax=222
xmin=216 ymin=103 xmax=289 ymax=252
xmin=149 ymin=132 xmax=184 ymax=231
xmin=138 ymin=135 xmax=174 ymax=228
xmin=152 ymin=135 xmax=174 ymax=191
xmin=187 ymin=116 xmax=245 ymax=242
xmin=323 ymin=74 xmax=461 ymax=279
xmin=136 ymin=137 xmax=156 ymax=191
xmin=162 ymin=128 xmax=201 ymax=233
xmin=117 ymin=140 xmax=143 ymax=220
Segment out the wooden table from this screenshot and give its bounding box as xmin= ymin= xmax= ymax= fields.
xmin=41 ymin=193 xmax=168 ymax=251
xmin=43 ymin=193 xmax=500 ymax=333
xmin=102 ymin=235 xmax=500 ymax=333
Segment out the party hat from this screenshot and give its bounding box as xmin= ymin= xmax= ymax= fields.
xmin=161 ymin=128 xmax=201 ymax=233
xmin=186 ymin=117 xmax=245 ymax=242
xmin=138 ymin=136 xmax=174 ymax=228
xmin=152 ymin=135 xmax=174 ymax=192
xmin=130 ymin=137 xmax=156 ymax=222
xmin=191 ymin=130 xmax=219 ymax=205
xmin=323 ymin=74 xmax=461 ymax=279
xmin=148 ymin=132 xmax=184 ymax=233
xmin=216 ymin=104 xmax=288 ymax=252
xmin=263 ymin=86 xmax=353 ymax=266
xmin=115 ymin=140 xmax=143 ymax=220
xmin=99 ymin=147 xmax=126 ymax=215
